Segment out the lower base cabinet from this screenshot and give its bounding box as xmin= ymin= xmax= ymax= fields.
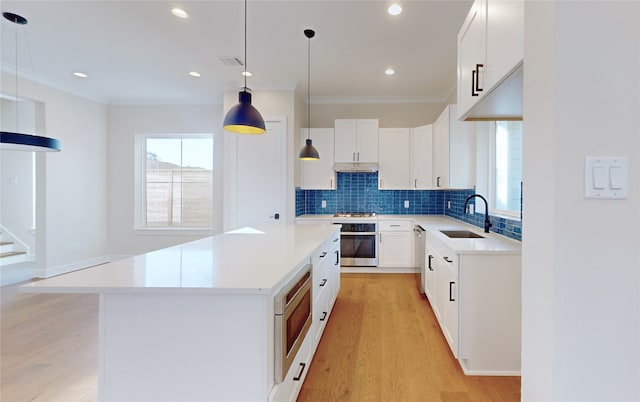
xmin=378 ymin=220 xmax=413 ymax=268
xmin=269 ymin=334 xmax=313 ymax=402
xmin=271 ymin=230 xmax=341 ymax=402
xmin=424 ymin=233 xmax=521 ymax=375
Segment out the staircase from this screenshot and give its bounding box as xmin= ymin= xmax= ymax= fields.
xmin=0 ymin=242 xmax=27 ymax=266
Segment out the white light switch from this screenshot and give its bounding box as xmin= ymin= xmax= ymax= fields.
xmin=321 ymin=200 xmax=327 ymax=208
xmin=404 ymin=200 xmax=409 ymax=208
xmin=585 ymin=157 xmax=628 ymax=199
xmin=592 ymin=166 xmax=606 ymax=189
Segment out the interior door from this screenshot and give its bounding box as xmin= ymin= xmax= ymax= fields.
xmin=234 ymin=118 xmax=286 ymax=229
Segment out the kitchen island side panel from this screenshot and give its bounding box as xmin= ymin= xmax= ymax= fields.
xmin=99 ymin=293 xmax=273 ymax=402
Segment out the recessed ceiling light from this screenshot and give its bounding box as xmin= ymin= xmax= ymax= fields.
xmin=73 ymin=72 xmax=88 ymax=78
xmin=171 ymin=8 xmax=188 ymax=18
xmin=388 ymin=4 xmax=402 ymax=16
xmin=385 ymin=68 xmax=395 ymax=76
xmin=241 ymin=71 xmax=252 ymax=77
xmin=189 ymin=71 xmax=201 ymax=77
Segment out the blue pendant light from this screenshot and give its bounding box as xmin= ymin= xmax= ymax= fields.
xmin=298 ymin=29 xmax=319 ymax=160
xmin=223 ymin=0 xmax=266 ymax=134
xmin=1 ymin=12 xmax=61 ymax=152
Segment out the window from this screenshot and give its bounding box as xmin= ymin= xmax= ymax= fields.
xmin=490 ymin=121 xmax=522 ymax=218
xmin=135 ymin=134 xmax=214 ymax=231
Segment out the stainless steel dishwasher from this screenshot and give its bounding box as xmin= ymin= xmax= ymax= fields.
xmin=413 ymin=224 xmax=426 ymax=294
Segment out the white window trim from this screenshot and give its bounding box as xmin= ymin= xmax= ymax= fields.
xmin=133 ymin=133 xmax=214 ymax=234
xmin=487 ymin=129 xmax=521 ymax=221
xmin=475 ymin=122 xmax=521 ymax=222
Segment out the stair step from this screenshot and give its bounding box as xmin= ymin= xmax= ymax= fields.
xmin=1 ymin=251 xmax=26 ymax=258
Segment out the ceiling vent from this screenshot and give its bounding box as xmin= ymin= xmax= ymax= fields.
xmin=219 ymin=57 xmax=244 ymax=66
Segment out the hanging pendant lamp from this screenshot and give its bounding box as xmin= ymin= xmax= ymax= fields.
xmin=0 ymin=12 xmax=61 ymax=152
xmin=298 ymin=29 xmax=319 ymax=160
xmin=223 ymin=0 xmax=266 ymax=134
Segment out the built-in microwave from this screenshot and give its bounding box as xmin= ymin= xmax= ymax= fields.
xmin=274 ymin=265 xmax=312 ymax=383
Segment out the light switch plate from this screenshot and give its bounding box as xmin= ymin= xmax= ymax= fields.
xmin=321 ymin=200 xmax=327 ymax=208
xmin=585 ymin=157 xmax=628 ymax=199
xmin=404 ymin=200 xmax=409 ymax=208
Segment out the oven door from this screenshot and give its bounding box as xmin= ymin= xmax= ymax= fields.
xmin=274 ymin=268 xmax=312 ymax=383
xmin=340 ymin=231 xmax=378 ymax=267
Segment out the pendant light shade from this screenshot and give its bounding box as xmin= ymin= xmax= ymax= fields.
xmin=223 ymin=90 xmax=266 ymax=134
xmin=1 ymin=12 xmax=61 ymax=152
xmin=223 ymin=0 xmax=266 ymax=135
xmin=299 ymin=138 xmax=319 ymax=160
xmin=298 ymin=29 xmax=319 ymax=160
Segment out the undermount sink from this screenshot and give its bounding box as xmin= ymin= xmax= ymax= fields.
xmin=440 ymin=230 xmax=484 ymax=239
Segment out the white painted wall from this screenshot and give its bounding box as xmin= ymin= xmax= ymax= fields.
xmin=522 ymin=2 xmax=640 ymax=401
xmin=107 ymin=105 xmax=223 ymax=256
xmin=1 ymin=71 xmax=109 ymax=277
xmin=222 ymin=90 xmax=296 ymax=229
xmin=1 ymin=98 xmax=36 ymax=252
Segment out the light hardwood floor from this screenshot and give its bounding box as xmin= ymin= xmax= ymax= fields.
xmin=298 ymin=274 xmax=520 ymax=402
xmin=1 ymin=273 xmax=519 ymax=401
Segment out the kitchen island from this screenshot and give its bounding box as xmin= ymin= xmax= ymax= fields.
xmin=21 ymin=223 xmax=340 ymax=402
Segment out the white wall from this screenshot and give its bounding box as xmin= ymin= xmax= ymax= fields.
xmin=522 ymin=2 xmax=640 ymax=401
xmin=1 ymin=98 xmax=36 ymax=252
xmin=310 ymin=102 xmax=447 ymax=128
xmin=1 ymin=71 xmax=109 ymax=277
xmin=107 ymin=105 xmax=223 ymax=256
xmin=222 ymin=90 xmax=296 ymax=229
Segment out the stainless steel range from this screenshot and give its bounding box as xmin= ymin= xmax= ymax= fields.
xmin=333 ymin=213 xmax=377 ymax=267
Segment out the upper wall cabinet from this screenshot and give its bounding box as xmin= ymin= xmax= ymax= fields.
xmin=379 ymin=126 xmax=434 ymax=190
xmin=411 ymin=124 xmax=434 ymax=190
xmin=334 ymin=119 xmax=379 ymax=164
xmin=433 ymin=105 xmax=475 ymax=189
xmin=457 ymin=0 xmax=524 ymax=121
xmin=379 ymin=128 xmax=411 ymax=189
xmin=300 ymin=128 xmax=336 ymax=190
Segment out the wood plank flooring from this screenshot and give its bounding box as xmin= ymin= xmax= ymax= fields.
xmin=1 ymin=273 xmax=519 ymax=401
xmin=298 ymin=273 xmax=520 ymax=402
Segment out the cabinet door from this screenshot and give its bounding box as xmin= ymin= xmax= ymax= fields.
xmin=457 ymin=0 xmax=487 ymax=119
xmin=448 ymin=105 xmax=475 ymax=189
xmin=378 ymin=231 xmax=413 ymax=267
xmin=485 ymin=0 xmax=524 ymax=91
xmin=355 ymin=119 xmax=379 ymax=163
xmin=379 ymin=128 xmax=411 ymax=189
xmin=301 ymin=128 xmax=336 ymax=190
xmin=424 ymin=245 xmax=437 ymax=307
xmin=442 ymin=265 xmax=459 ymax=358
xmin=334 ymin=119 xmax=357 ymax=163
xmin=411 ymin=124 xmax=433 ymax=189
xmin=432 ymin=107 xmax=450 ymax=188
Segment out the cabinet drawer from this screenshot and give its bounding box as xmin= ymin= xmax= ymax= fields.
xmin=379 ymin=220 xmax=412 ymax=231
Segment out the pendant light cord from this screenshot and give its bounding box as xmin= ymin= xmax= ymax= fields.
xmin=243 ymin=0 xmax=247 ymax=90
xmin=14 ymin=15 xmax=19 ymax=133
xmin=307 ymin=34 xmax=311 ymax=140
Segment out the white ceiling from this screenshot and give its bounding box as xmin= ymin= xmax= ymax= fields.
xmin=0 ymin=1 xmax=472 ymax=105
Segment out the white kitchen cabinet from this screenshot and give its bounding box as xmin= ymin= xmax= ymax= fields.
xmin=410 ymin=124 xmax=434 ymax=189
xmin=300 ymin=128 xmax=335 ymax=190
xmin=424 ymin=231 xmax=521 ymax=375
xmin=378 ymin=128 xmax=411 ymax=189
xmin=432 ymin=105 xmax=475 ymax=189
xmin=334 ymin=119 xmax=379 ymax=163
xmin=378 ymin=220 xmax=413 ymax=268
xmin=457 ymin=0 xmax=524 ymax=120
xmin=310 ymin=232 xmax=341 ymax=350
xmin=269 ymin=333 xmax=312 ymax=402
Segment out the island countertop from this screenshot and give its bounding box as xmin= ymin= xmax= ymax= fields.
xmin=20 ymin=223 xmax=339 ymax=295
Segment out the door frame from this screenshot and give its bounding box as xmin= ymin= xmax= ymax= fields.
xmin=223 ymin=115 xmax=288 ymax=232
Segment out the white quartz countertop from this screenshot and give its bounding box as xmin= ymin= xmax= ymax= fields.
xmin=296 ymin=214 xmax=521 ymax=255
xmin=21 ymin=224 xmax=339 ymax=295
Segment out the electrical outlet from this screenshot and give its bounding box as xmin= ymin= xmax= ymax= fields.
xmin=404 ymin=200 xmax=409 ymax=208
xmin=321 ymin=200 xmax=327 ymax=208
xmin=447 ymin=201 xmax=451 ymax=209
xmin=469 ymin=204 xmax=474 ymax=215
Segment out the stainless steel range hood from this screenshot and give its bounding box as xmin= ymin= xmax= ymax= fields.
xmin=333 ymin=162 xmax=378 ymax=172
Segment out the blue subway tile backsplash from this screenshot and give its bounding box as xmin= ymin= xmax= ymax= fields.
xmin=296 ymin=172 xmax=522 ymax=242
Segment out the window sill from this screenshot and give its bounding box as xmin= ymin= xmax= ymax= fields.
xmin=489 ymin=211 xmax=521 ymax=222
xmin=133 ymin=227 xmax=215 ymax=236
